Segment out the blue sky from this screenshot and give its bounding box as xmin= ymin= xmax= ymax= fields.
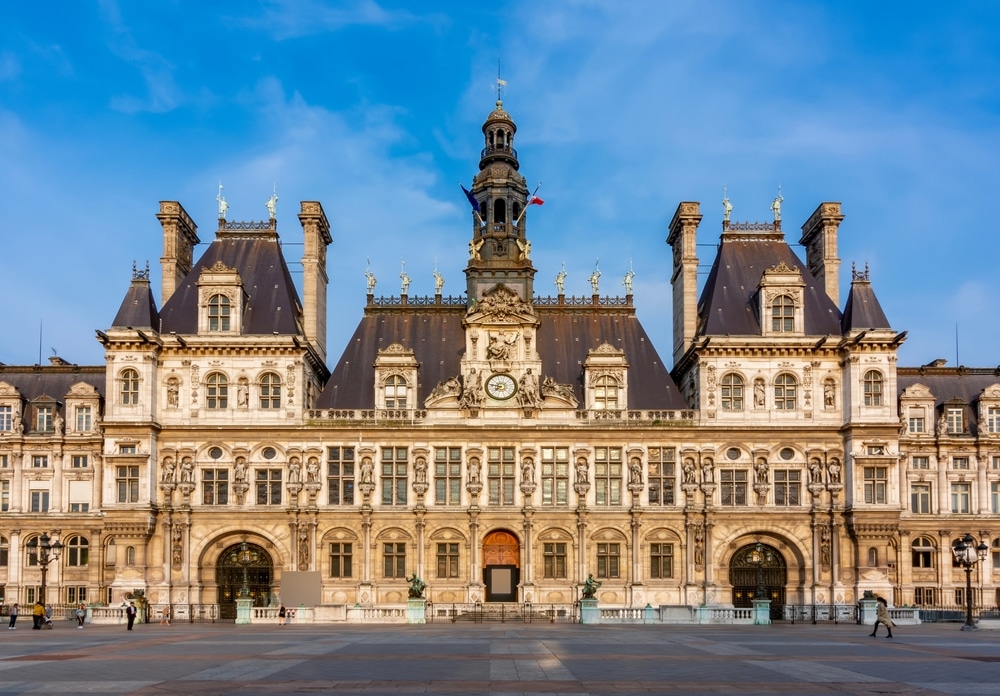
xmin=2 ymin=1 xmax=999 ymax=369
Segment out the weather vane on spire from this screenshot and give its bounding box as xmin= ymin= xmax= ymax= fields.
xmin=496 ymin=59 xmax=507 ymax=102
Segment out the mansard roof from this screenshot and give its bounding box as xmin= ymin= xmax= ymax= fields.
xmin=0 ymin=364 xmax=105 ymax=402
xmin=697 ymin=228 xmax=842 ymax=337
xmin=898 ymin=366 xmax=1000 ymax=408
xmin=318 ymin=301 xmax=685 ymax=410
xmin=111 ymin=275 xmax=160 ymax=330
xmin=841 ymin=276 xmax=891 ymax=332
xmin=158 ymin=227 xmax=302 ymax=336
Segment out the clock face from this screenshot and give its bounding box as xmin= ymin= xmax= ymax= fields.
xmin=486 ymin=373 xmax=517 ymax=400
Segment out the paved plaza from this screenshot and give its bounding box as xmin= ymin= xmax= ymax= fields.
xmin=2 ymin=620 xmax=1000 ymax=695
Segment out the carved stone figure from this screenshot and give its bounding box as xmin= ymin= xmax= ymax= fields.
xmin=414 ymin=457 xmax=428 ymax=485
xmin=754 ymin=458 xmax=769 ymax=484
xmin=487 ymin=331 xmax=518 ymax=361
xmin=682 ymin=458 xmax=697 ymax=484
xmin=266 ymin=190 xmax=278 ymax=220
xmin=459 ymin=369 xmax=484 ymax=409
xmin=167 ymin=379 xmax=179 ymax=408
xmin=521 ymin=457 xmax=535 ymax=485
xmin=820 ymin=527 xmax=831 ymax=566
xmin=298 ymin=528 xmax=310 ymax=567
xmin=575 ymin=457 xmax=589 ymax=485
xmin=517 ymin=369 xmax=540 ymax=408
xmin=360 ymin=457 xmax=375 ymax=485
xmin=306 ymin=458 xmax=320 ymax=483
xmin=365 ymin=267 xmax=376 ymax=294
xmin=469 ymin=238 xmax=484 ymax=261
xmin=12 ymin=412 xmax=22 ymax=433
xmin=53 ymin=415 xmax=63 ymax=435
xmin=702 ymin=457 xmax=715 ymax=483
xmin=754 ymin=379 xmax=766 ymax=407
xmin=770 ymin=190 xmax=783 ymax=222
xmin=809 ymin=458 xmax=823 ymax=485
xmin=428 ymin=376 xmax=461 ymax=400
xmin=161 ymin=457 xmax=176 ymax=483
xmin=217 ymin=183 xmax=229 ymax=219
xmin=589 ymin=268 xmax=601 ymax=294
xmin=433 ymin=269 xmax=444 ymax=293
xmin=233 ymin=457 xmax=248 ymax=483
xmin=237 ymin=378 xmax=249 ymax=408
xmin=622 ymin=269 xmax=635 ymax=294
xmin=407 ymin=574 xmax=426 ymax=599
xmin=179 ymin=458 xmax=194 ymax=483
xmin=555 ymin=267 xmax=567 ymax=294
xmin=467 ymin=457 xmax=481 ymax=484
xmin=288 ymin=458 xmax=302 ymax=483
xmin=824 ymin=380 xmax=836 ymax=408
xmin=629 ymin=457 xmax=643 ymax=485
xmin=827 ymin=459 xmax=842 ymax=485
xmin=581 ymin=574 xmax=601 ymax=600
xmin=694 ymin=525 xmax=705 ymax=566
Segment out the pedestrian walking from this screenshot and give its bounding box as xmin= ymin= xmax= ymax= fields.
xmin=32 ymin=601 xmax=44 ymax=630
xmin=76 ymin=604 xmax=86 ymax=629
xmin=159 ymin=606 xmax=170 ymax=626
xmin=278 ymin=604 xmax=286 ymax=626
xmin=7 ymin=603 xmax=18 ymax=629
xmin=126 ymin=602 xmax=137 ymax=630
xmin=870 ymin=596 xmax=895 ymax=638
xmin=44 ymin=604 xmax=53 ymax=629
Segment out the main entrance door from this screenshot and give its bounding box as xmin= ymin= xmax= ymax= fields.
xmin=729 ymin=542 xmax=787 ymax=619
xmin=216 ymin=542 xmax=274 ymax=620
xmin=483 ymin=530 xmax=520 ymax=602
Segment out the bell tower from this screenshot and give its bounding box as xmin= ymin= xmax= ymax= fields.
xmin=464 ymin=99 xmax=536 ymax=302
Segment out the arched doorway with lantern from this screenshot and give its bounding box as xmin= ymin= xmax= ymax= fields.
xmin=483 ymin=530 xmax=520 ymax=602
xmin=216 ymin=540 xmax=274 ymax=620
xmin=730 ymin=542 xmax=787 ymax=619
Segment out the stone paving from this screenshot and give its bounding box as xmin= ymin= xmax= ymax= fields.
xmin=2 ymin=620 xmax=1000 ymax=695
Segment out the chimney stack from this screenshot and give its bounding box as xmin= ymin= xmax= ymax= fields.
xmin=156 ymin=201 xmax=199 ymax=306
xmin=298 ymin=201 xmax=332 ymax=364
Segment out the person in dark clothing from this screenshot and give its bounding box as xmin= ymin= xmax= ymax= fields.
xmin=126 ymin=602 xmax=137 ymax=630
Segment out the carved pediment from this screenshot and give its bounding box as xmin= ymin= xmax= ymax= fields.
xmin=981 ymin=383 xmax=1000 ymax=400
xmin=0 ymin=382 xmax=22 ymax=398
xmin=901 ymin=383 xmax=934 ymax=400
xmin=68 ymin=382 xmax=100 ymax=397
xmin=467 ymin=284 xmax=535 ymax=323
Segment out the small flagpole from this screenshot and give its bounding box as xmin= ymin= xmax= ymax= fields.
xmin=515 ymin=183 xmax=542 ymax=226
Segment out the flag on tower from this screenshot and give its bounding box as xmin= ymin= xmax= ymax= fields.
xmin=527 ymin=193 xmax=544 ymax=206
xmin=460 ymin=184 xmax=481 ymax=213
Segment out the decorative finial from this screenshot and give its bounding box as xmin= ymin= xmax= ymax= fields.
xmin=266 ymin=184 xmax=278 ymax=221
xmin=555 ymin=262 xmax=567 ymax=294
xmin=589 ymin=259 xmax=602 ymax=294
xmin=770 ymin=185 xmax=783 ymax=223
xmin=433 ymin=258 xmax=444 ymax=294
xmin=623 ymin=260 xmax=635 ymax=295
xmin=399 ymin=259 xmax=411 ymax=295
xmin=217 ymin=182 xmax=229 ymax=219
xmin=851 ymin=261 xmax=871 ymax=282
xmin=365 ymin=258 xmax=376 ymax=294
xmin=722 ymin=185 xmax=732 ymax=224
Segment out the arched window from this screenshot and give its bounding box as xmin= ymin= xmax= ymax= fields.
xmin=0 ymin=535 xmax=8 ymax=566
xmin=773 ymin=374 xmax=797 ymax=410
xmin=493 ymin=199 xmax=506 ymax=224
xmin=868 ymin=547 xmax=879 ymax=567
xmin=126 ymin=546 xmax=136 ymax=566
xmin=593 ymin=375 xmax=619 ymax=410
xmin=912 ymin=536 xmax=934 ymax=568
xmin=771 ymin=295 xmax=795 ymax=332
xmin=120 ymin=368 xmax=140 ymax=406
xmin=66 ymin=535 xmax=89 ymax=566
xmin=992 ymin=539 xmax=1000 ymax=570
xmin=106 ymin=539 xmax=116 ymax=567
xmin=259 ymin=373 xmax=281 ymax=409
xmin=384 ymin=375 xmax=407 ymax=409
xmin=863 ymin=370 xmax=883 ymax=406
xmin=721 ymin=374 xmax=744 ymax=411
xmin=208 ymin=294 xmax=231 ymax=331
xmin=206 ymin=373 xmax=229 ymax=409
xmin=24 ymin=535 xmax=39 ymax=566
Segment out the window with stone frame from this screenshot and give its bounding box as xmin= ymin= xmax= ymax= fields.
xmin=863 ymin=466 xmax=887 ymax=504
xmin=329 ymin=542 xmax=352 ymax=578
xmin=951 ymin=482 xmax=971 ymax=513
xmin=947 ymin=407 xmax=963 ymax=434
xmin=117 ymin=465 xmax=139 ymax=503
xmin=202 ymin=468 xmax=229 ymax=505
xmin=65 ymin=536 xmax=89 ymax=566
xmin=327 ymin=447 xmax=355 ymax=505
xmin=0 ymin=405 xmax=10 ymax=431
xmin=120 ymin=368 xmax=140 ymax=406
xmin=592 ymin=375 xmax=619 ymax=410
xmin=206 ymin=372 xmax=229 ymax=409
xmin=952 ymin=456 xmax=970 ymax=470
xmin=35 ymin=405 xmax=52 ymax=432
xmin=911 ymin=456 xmax=930 ymax=469
xmin=383 ymin=542 xmax=406 ymax=578
xmin=383 ymin=375 xmax=408 ymax=409
xmin=0 ymin=480 xmax=8 ymax=512
xmin=773 ymin=373 xmax=797 ymax=410
xmin=32 ymin=455 xmax=48 ymax=468
xmin=991 ymin=482 xmax=1000 ymax=514
xmin=911 ymin=483 xmax=932 ymax=513
xmin=771 ymin=294 xmax=795 ymax=332
xmin=72 ymin=455 xmax=88 ymax=468
xmin=543 ymin=542 xmax=567 ymax=579
xmin=647 ymin=447 xmax=676 ymax=506
xmin=434 ymin=447 xmax=462 ymax=505
xmin=914 ymin=587 xmax=935 ymax=605
xmin=909 ymin=412 xmax=925 ymax=433
xmin=594 ymin=447 xmax=622 ymax=506
xmin=487 ymin=446 xmax=515 ymax=505
xmin=208 ymin=294 xmax=231 ymax=331
xmin=649 ymin=543 xmax=674 ymax=579
xmin=596 ymin=542 xmax=621 ymax=578
xmin=912 ymin=537 xmax=934 ymax=568
xmin=863 ymin=370 xmax=884 ymax=406
xmin=988 ymin=406 xmax=1000 ymax=434
xmin=720 ymin=373 xmax=744 ymax=411
xmin=259 ymin=372 xmax=281 ymax=409
xmin=773 ymin=469 xmax=801 ymax=506
xmin=255 ymin=469 xmax=282 ymax=505
xmin=75 ymin=405 xmax=92 ymax=432
xmin=381 ymin=447 xmax=408 ymax=506
xmin=540 ymin=447 xmax=570 ymax=506
xmin=436 ymin=542 xmax=459 ymax=578
xmin=0 ymin=535 xmax=7 ymax=565
xmin=720 ymin=469 xmax=748 ymax=506
xmin=66 ymin=587 xmax=87 ymax=605
xmin=30 ymin=490 xmax=49 ymax=512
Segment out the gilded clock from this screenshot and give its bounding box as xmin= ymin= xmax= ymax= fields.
xmin=485 ymin=373 xmax=516 ymax=400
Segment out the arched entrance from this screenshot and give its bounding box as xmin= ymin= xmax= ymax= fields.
xmin=729 ymin=542 xmax=787 ymax=618
xmin=483 ymin=530 xmax=520 ymax=602
xmin=216 ymin=541 xmax=274 ymax=620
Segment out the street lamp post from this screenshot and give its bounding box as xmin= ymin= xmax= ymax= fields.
xmin=26 ymin=533 xmax=63 ymax=606
xmin=748 ymin=542 xmax=766 ymax=600
xmin=952 ymin=533 xmax=989 ymax=631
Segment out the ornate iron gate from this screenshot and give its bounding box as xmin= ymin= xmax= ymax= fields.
xmin=729 ymin=542 xmax=787 ymax=619
xmin=216 ymin=542 xmax=273 ymax=620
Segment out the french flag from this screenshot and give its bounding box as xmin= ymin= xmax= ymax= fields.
xmin=527 ymin=193 xmax=544 ymax=206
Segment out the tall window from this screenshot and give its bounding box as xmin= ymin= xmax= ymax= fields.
xmin=912 ymin=537 xmax=934 ymax=568
xmin=327 ymin=447 xmax=355 ymax=505
xmin=720 ymin=469 xmax=748 ymax=506
xmin=720 ymin=374 xmax=744 ymax=410
xmin=914 ymin=587 xmax=935 ymax=605
xmin=592 ymin=376 xmax=619 ymax=410
xmin=863 ymin=467 xmax=887 ymax=504
xmin=993 ymin=539 xmax=1000 ymax=570
xmin=540 ymin=447 xmax=570 ymax=505
xmin=0 ymin=480 xmax=8 ymax=512
xmin=909 ymin=412 xmax=925 ymax=434
xmin=863 ymin=371 xmax=883 ymax=406
xmin=947 ymin=407 xmax=963 ymax=434
xmin=543 ymin=542 xmax=567 ymax=578
xmin=436 ymin=542 xmax=459 ymax=578
xmin=773 ymin=374 xmax=797 ymax=410
xmin=0 ymin=405 xmax=11 ymax=431
xmin=75 ymin=406 xmax=92 ymax=432
xmin=993 ymin=482 xmax=1000 ymax=514
xmin=36 ymin=406 xmax=53 ymax=432
xmin=259 ymin=373 xmax=281 ymax=409
xmin=30 ymin=491 xmax=50 ymax=512
xmin=329 ymin=542 xmax=352 ymax=578
xmin=488 ymin=446 xmax=516 ymax=505
xmin=911 ymin=483 xmax=932 ymax=514
xmin=256 ymin=469 xmax=282 ymax=505
xmin=120 ymin=368 xmax=140 ymax=406
xmin=206 ymin=373 xmax=229 ymax=409
xmin=434 ymin=447 xmax=462 ymax=505
xmin=203 ymin=469 xmax=229 ymax=505
xmin=117 ymin=465 xmax=139 ymax=503
xmin=596 ymin=542 xmax=620 ymax=579
xmin=951 ymin=482 xmax=971 ymax=513
xmin=771 ymin=295 xmax=795 ymax=332
xmin=650 ymin=543 xmax=674 ymax=579
xmin=208 ymin=294 xmax=231 ymax=331
xmin=773 ymin=470 xmax=801 ymax=506
xmin=647 ymin=447 xmax=676 ymax=506
xmin=381 ymin=447 xmax=408 ymax=505
xmin=594 ymin=447 xmax=622 ymax=505
xmin=66 ymin=536 xmax=89 ymax=566
xmin=0 ymin=535 xmax=8 ymax=566
xmin=989 ymin=407 xmax=1000 ymax=434
xmin=383 ymin=542 xmax=406 ymax=578
xmin=384 ymin=376 xmax=407 ymax=409
xmin=67 ymin=587 xmax=87 ymax=605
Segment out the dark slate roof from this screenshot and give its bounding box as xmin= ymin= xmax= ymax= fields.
xmin=159 ymin=229 xmax=302 ymax=336
xmin=897 ymin=367 xmax=1000 ymax=436
xmin=318 ymin=303 xmax=685 ymax=410
xmin=112 ymin=277 xmax=160 ymax=330
xmin=0 ymin=365 xmax=105 ymax=402
xmin=697 ymin=233 xmax=842 ymax=336
xmin=841 ymin=279 xmax=891 ymax=332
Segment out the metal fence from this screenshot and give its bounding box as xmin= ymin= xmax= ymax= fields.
xmin=425 ymin=602 xmax=578 ymax=624
xmin=777 ymin=604 xmax=860 ymax=624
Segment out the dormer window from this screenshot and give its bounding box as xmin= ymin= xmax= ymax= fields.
xmin=0 ymin=405 xmax=10 ymax=431
xmin=384 ymin=375 xmax=408 ymax=408
xmin=771 ymin=295 xmax=795 ymax=332
xmin=593 ymin=375 xmax=620 ymax=410
xmin=208 ymin=294 xmax=231 ymax=331
xmin=373 ymin=344 xmax=418 ymax=411
xmin=35 ymin=406 xmax=53 ymax=432
xmin=947 ymin=407 xmax=963 ymax=434
xmin=863 ymin=370 xmax=884 ymax=406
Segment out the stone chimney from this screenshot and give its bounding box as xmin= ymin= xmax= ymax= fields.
xmin=799 ymin=202 xmax=843 ymax=307
xmin=156 ymin=201 xmax=199 ymax=306
xmin=298 ymin=201 xmax=332 ymax=364
xmin=666 ymin=202 xmax=702 ymax=367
